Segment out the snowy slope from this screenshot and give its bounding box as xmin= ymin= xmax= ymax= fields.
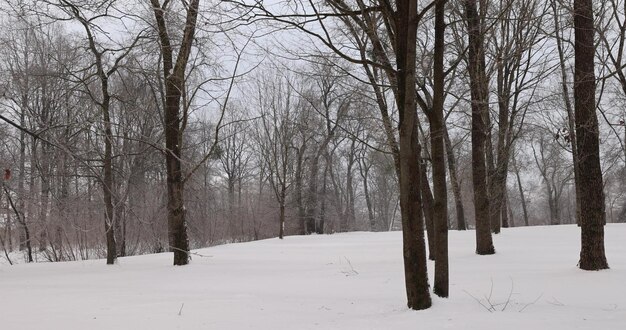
xmin=1 ymin=224 xmax=625 ymax=329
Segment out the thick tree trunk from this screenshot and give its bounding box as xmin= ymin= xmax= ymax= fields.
xmin=164 ymin=86 xmax=190 ymax=265
xmin=396 ymin=0 xmax=431 ymax=310
xmin=166 ymin=160 xmax=189 ymax=265
xmin=432 ymin=0 xmax=449 ymax=297
xmin=465 ymin=0 xmax=495 ymax=255
xmin=151 ymin=0 xmax=200 ymax=265
xmin=574 ymin=0 xmax=609 ymax=270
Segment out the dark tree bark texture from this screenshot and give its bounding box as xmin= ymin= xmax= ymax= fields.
xmin=432 ymin=0 xmax=449 ymax=298
xmin=151 ymin=0 xmax=200 ymax=265
xmin=465 ymin=0 xmax=495 ymax=255
xmin=395 ymin=0 xmax=432 ymax=310
xmin=573 ymin=0 xmax=609 ymax=270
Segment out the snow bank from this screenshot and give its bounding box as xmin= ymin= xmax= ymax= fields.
xmin=1 ymin=224 xmax=624 ymax=329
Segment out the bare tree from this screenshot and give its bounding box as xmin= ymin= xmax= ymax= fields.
xmin=573 ymin=0 xmax=609 ymax=270
xmin=465 ymin=0 xmax=495 ymax=254
xmin=255 ymin=72 xmax=299 ymax=239
xmin=396 ymin=0 xmax=432 ymax=310
xmin=150 ymin=0 xmax=201 ymax=265
xmin=486 ymin=0 xmax=548 ymax=234
xmin=431 ymin=0 xmax=448 ymax=297
xmin=531 ymin=130 xmax=573 ymax=225
xmin=53 ymin=0 xmax=145 ymax=264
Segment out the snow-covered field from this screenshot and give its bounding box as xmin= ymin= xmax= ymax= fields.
xmin=1 ymin=224 xmax=625 ymax=329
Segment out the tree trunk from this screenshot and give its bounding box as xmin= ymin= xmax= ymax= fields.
xmin=38 ymin=141 xmax=51 ymax=252
xmin=512 ymin=157 xmax=529 ymax=226
xmin=317 ymin=163 xmax=329 ymax=234
xmin=396 ymin=0 xmax=431 ymax=310
xmin=295 ymin=144 xmax=306 ymax=235
xmin=359 ymin=159 xmax=376 ymax=231
xmin=228 ymin=176 xmax=237 ymax=239
xmin=4 ymin=185 xmax=32 ymax=262
xmin=18 ymin=96 xmax=27 ymax=251
xmin=444 ymin=127 xmax=466 ymax=230
xmin=465 ymin=0 xmax=495 ymax=255
xmin=151 ymin=0 xmax=200 ymax=265
xmin=114 ymin=193 xmax=126 ymax=257
xmin=547 ymin=188 xmax=558 ymax=225
xmin=574 ymin=0 xmax=609 ymax=270
xmin=102 ymin=95 xmax=117 ymax=265
xmin=4 ymin=196 xmax=12 ymax=252
xmin=486 ymin=124 xmax=500 ymax=234
xmin=305 ymin=153 xmax=321 ymax=235
xmin=420 ymin=164 xmax=436 ymax=261
xmin=279 ymin=194 xmax=285 ymax=240
xmin=432 ymin=0 xmax=449 ymax=297
xmin=345 ymin=139 xmax=357 ymax=232
xmin=501 ymin=188 xmax=510 ymax=228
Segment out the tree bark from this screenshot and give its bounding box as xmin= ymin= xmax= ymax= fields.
xmin=396 ymin=0 xmax=431 ymax=310
xmin=151 ymin=0 xmax=200 ymax=265
xmin=574 ymin=0 xmax=609 ymax=270
xmin=102 ymin=84 xmax=117 ymax=265
xmin=465 ymin=0 xmax=495 ymax=255
xmin=432 ymin=0 xmax=449 ymax=297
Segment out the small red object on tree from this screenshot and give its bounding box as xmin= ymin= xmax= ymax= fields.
xmin=4 ymin=169 xmax=11 ymax=181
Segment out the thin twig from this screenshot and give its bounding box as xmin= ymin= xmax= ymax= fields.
xmin=344 ymin=256 xmax=359 ymax=275
xmin=168 ymin=246 xmax=213 ymax=259
xmin=519 ymin=293 xmax=544 ymax=313
xmin=463 ymin=290 xmax=494 ymax=313
xmin=501 ymin=278 xmax=515 ymax=311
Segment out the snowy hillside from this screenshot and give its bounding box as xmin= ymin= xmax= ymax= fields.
xmin=2 ymin=225 xmax=625 ymax=329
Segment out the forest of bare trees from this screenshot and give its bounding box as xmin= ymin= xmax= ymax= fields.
xmin=0 ymin=0 xmax=623 ymax=310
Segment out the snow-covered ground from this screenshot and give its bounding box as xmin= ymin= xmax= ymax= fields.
xmin=1 ymin=224 xmax=625 ymax=329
